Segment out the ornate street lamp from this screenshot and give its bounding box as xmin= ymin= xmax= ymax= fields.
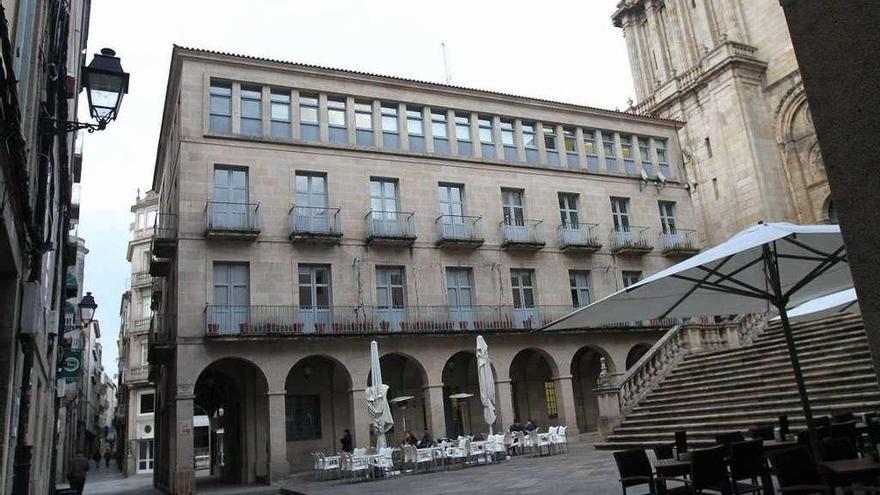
xmin=50 ymin=48 xmax=129 ymax=134
xmin=78 ymin=292 xmax=97 ymax=326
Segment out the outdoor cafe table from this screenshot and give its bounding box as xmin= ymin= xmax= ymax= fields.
xmin=820 ymin=458 xmax=880 ymax=477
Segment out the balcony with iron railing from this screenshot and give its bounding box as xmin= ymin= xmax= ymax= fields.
xmin=152 ymin=213 xmax=178 ymax=257
xmin=131 ymin=271 xmax=151 ymax=288
xmin=499 ymin=219 xmax=545 ymax=251
xmin=365 ymin=210 xmax=416 ymax=246
xmin=610 ymin=226 xmax=653 ymax=255
xmin=124 ymin=365 xmax=149 ymax=385
xmin=148 ymin=311 xmax=173 ymax=366
xmin=205 ymin=201 xmax=261 ymax=240
xmin=203 ymin=304 xmax=593 ymax=336
xmin=435 ymin=214 xmax=484 ymax=248
xmin=659 ymin=228 xmax=700 ymax=257
xmin=288 ymin=205 xmax=343 ymax=244
xmin=557 ymin=222 xmax=602 ymax=253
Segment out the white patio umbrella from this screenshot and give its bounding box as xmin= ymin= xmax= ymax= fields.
xmin=476 ymin=335 xmax=497 ymax=434
xmin=543 ymin=222 xmax=851 ymax=458
xmin=778 ymin=288 xmax=860 ymax=322
xmin=365 ymin=340 xmax=393 ymax=449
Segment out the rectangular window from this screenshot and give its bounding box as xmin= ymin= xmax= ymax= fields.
xmin=142 ymin=292 xmax=152 ymax=319
xmin=212 ymin=167 xmax=250 ymax=230
xmin=354 ymin=100 xmax=373 ymax=146
xmin=639 ymin=137 xmax=654 ymax=177
xmin=212 ymin=262 xmax=250 ymax=333
xmin=209 ymin=81 xmax=232 ymax=133
xmin=510 ymin=269 xmax=536 ymax=309
xmin=381 ymin=103 xmax=400 ymax=149
xmin=659 ymin=201 xmax=677 ymax=234
xmin=563 ymin=127 xmax=578 ymax=168
xmin=286 ymin=395 xmax=321 ymax=441
xmin=139 ymin=392 xmax=155 ymax=415
xmin=407 ymin=106 xmax=425 ymax=152
xmin=299 ymin=93 xmax=319 ymax=141
xmin=623 ymin=271 xmax=642 ymax=288
xmin=610 ymin=197 xmax=631 ymax=232
xmin=558 ymin=192 xmax=580 ymax=228
xmin=622 ymin=135 xmax=637 ymax=174
xmin=656 ymin=139 xmax=670 ymax=178
xmin=293 ymin=173 xmax=328 ymax=233
xmin=500 ymin=119 xmax=517 ymax=161
xmin=478 ymin=116 xmax=495 ymax=160
xmin=140 ymin=341 xmax=148 ymax=365
xmin=270 ymin=89 xmax=291 ymax=139
xmin=240 ymin=86 xmax=262 ymax=136
xmin=522 ymin=122 xmax=538 ymax=163
xmin=376 ymin=266 xmax=406 ymax=309
xmin=446 ymin=267 xmax=474 ymax=308
xmin=432 ymin=110 xmax=449 ymax=155
xmin=569 ymin=271 xmax=592 ymax=308
xmin=438 ymin=183 xmax=465 ymax=218
xmin=602 ymin=131 xmax=618 ymax=172
xmin=543 ymin=125 xmax=560 ymax=165
xmin=455 ymin=113 xmax=472 ymax=156
xmin=298 ymin=264 xmax=331 ymax=309
xmin=501 ymin=188 xmax=525 ymax=227
xmin=544 ymin=380 xmax=558 ymax=419
xmin=370 ymin=178 xmax=399 ymax=214
xmin=583 ymin=129 xmax=599 ymax=171
xmin=327 ymin=96 xmax=347 ymax=144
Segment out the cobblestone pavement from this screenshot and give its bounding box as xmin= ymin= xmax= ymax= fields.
xmin=76 ymin=461 xmax=160 ymax=495
xmin=280 ymin=440 xmax=621 ymax=495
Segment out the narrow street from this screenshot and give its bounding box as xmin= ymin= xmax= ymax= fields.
xmin=79 ymin=461 xmax=159 ymax=495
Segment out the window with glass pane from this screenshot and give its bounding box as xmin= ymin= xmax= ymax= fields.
xmin=558 ymin=193 xmax=579 ymax=228
xmin=523 ymin=122 xmax=538 ymax=163
xmin=501 ymin=189 xmax=525 ymax=227
xmin=325 ymin=97 xmax=347 ymax=144
xmin=638 ymin=137 xmax=654 ymax=176
xmin=431 ymin=109 xmax=449 ymax=154
xmin=500 ymin=119 xmax=517 ymax=161
xmin=563 ymin=127 xmax=578 ymax=168
xmin=583 ymin=129 xmax=599 ymax=171
xmin=142 ymin=292 xmax=152 ymax=318
xmin=569 ymin=270 xmax=592 ymax=308
xmin=370 ymin=179 xmax=399 ymax=215
xmin=602 ymin=131 xmax=618 ymax=172
xmin=622 ymin=271 xmax=642 ymax=288
xmin=658 ymin=201 xmax=677 ymax=234
xmin=299 ymin=93 xmax=319 ymax=141
xmin=610 ymin=197 xmax=630 ymax=232
xmin=407 ymin=106 xmax=425 ymax=152
xmin=656 ymin=139 xmax=670 ymax=177
xmin=209 ymin=82 xmax=232 ymax=133
xmin=139 ymin=393 xmax=155 ymax=414
xmin=298 ymin=265 xmax=331 ymax=308
xmin=270 ymin=89 xmax=291 ymax=138
xmin=294 ymin=173 xmax=328 ymax=232
xmin=446 ymin=268 xmax=474 ymax=308
xmin=212 ymin=262 xmax=249 ymax=333
xmin=510 ymin=269 xmax=535 ymax=309
xmin=355 ymin=100 xmax=373 ymax=146
xmin=544 ymin=125 xmax=560 ymax=165
xmin=381 ymin=103 xmax=400 ymax=149
xmin=544 ymin=381 xmax=558 ymax=418
xmin=376 ymin=266 xmax=405 ymax=308
xmin=455 ymin=113 xmax=472 ymax=156
xmin=622 ymin=135 xmax=638 ymax=174
xmin=478 ymin=116 xmax=495 ymax=159
xmin=239 ymin=86 xmax=262 ymax=136
xmin=438 ymin=184 xmax=465 ymax=217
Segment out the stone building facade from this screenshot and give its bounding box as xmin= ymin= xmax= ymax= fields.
xmin=612 ymin=0 xmax=833 ymax=244
xmin=117 ymin=191 xmax=159 ymax=475
xmin=147 ymin=46 xmax=702 ymax=491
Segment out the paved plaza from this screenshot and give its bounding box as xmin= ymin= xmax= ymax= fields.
xmin=281 ymin=439 xmax=621 ymax=495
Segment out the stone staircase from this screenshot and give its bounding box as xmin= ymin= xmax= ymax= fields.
xmin=595 ymin=313 xmax=880 ymax=450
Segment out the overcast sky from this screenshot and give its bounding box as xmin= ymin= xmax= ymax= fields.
xmin=77 ymin=0 xmax=635 ymax=377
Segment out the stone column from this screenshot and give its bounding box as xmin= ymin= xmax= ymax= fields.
xmin=423 ymin=383 xmax=446 ymax=439
xmin=554 ymin=375 xmax=578 ymax=428
xmin=345 ymin=96 xmax=356 ymax=143
xmin=349 ymin=388 xmax=371 ymax=448
xmin=290 ymin=89 xmax=301 ymax=140
xmin=495 ymin=379 xmax=515 ymax=429
xmin=267 ymin=391 xmax=289 ymax=480
xmin=318 ymin=93 xmax=329 ymax=142
xmin=594 ymin=384 xmax=622 ymax=438
xmin=174 ymin=391 xmax=194 ymax=495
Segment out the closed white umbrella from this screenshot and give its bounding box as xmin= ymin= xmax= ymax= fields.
xmin=779 ymin=288 xmax=859 ymax=322
xmin=476 ymin=335 xmax=496 ymax=434
xmin=543 ymin=222 xmax=851 ymax=460
xmin=365 ymin=340 xmax=393 ymax=449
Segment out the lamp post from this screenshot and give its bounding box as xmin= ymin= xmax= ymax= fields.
xmin=48 ymin=48 xmax=130 ymax=134
xmin=78 ymin=292 xmax=98 ymax=326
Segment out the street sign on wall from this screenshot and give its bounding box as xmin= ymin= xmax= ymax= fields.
xmin=58 ymin=349 xmax=82 ymax=379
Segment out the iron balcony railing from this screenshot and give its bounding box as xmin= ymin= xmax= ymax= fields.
xmin=557 ymin=222 xmax=602 ymax=249
xmin=499 ymin=219 xmax=544 ymax=245
xmin=288 ymin=204 xmax=342 ymax=237
xmin=365 ymin=210 xmax=416 ymax=239
xmin=131 ymin=318 xmax=151 ymax=335
xmin=610 ymin=226 xmax=653 ymax=252
xmin=154 ymin=212 xmax=179 ymax=241
xmin=205 ymin=201 xmax=261 ymax=233
xmin=659 ymin=228 xmax=699 ymax=253
xmin=204 ymin=304 xmax=589 ymax=336
xmin=124 ymin=366 xmax=149 ymax=384
xmin=131 ymin=271 xmax=151 ymax=288
xmin=435 ymin=214 xmax=484 ymax=243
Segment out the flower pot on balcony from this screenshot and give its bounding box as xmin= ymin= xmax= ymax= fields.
xmin=292 ymin=322 xmax=304 ymax=333
xmin=207 ymin=323 xmax=219 ymax=335
xmin=239 ymin=323 xmax=249 ymax=334
xmin=459 ymin=321 xmax=469 ymax=330
xmin=401 ymin=321 xmax=411 ymax=331
xmin=380 ymin=321 xmax=390 ymax=331
xmin=522 ymin=319 xmax=533 ymax=329
xmin=314 ymin=322 xmax=326 ymax=333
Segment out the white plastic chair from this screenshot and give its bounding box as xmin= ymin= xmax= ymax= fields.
xmin=370 ymin=447 xmax=395 ymax=478
xmin=528 ymin=430 xmax=552 ymax=457
xmin=415 ymin=447 xmax=435 ymax=472
xmin=339 ymin=451 xmax=370 ymax=483
xmin=445 ymin=437 xmax=471 ymax=466
xmin=553 ymin=425 xmax=568 ymax=453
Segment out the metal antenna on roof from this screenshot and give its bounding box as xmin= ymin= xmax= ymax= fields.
xmin=441 ymin=42 xmax=452 ymax=84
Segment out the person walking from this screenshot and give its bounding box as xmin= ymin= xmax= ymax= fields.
xmin=67 ymin=451 xmax=90 ymax=494
xmin=340 ymin=429 xmax=353 ymax=453
xmin=92 ymin=450 xmax=102 ymax=470
xmin=104 ymin=449 xmax=112 ymax=468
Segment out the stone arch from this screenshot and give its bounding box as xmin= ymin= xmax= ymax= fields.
xmin=508 ymin=348 xmax=560 ymax=428
xmin=284 ymin=355 xmax=354 ymax=469
xmin=823 ymin=195 xmax=838 ymax=224
xmin=570 ymin=345 xmax=614 ymax=434
xmin=441 ymin=351 xmax=499 ymax=438
xmin=366 ymin=352 xmax=429 ymax=444
xmin=626 ymin=343 xmax=653 ymax=370
xmin=194 ymin=357 xmax=270 ymax=486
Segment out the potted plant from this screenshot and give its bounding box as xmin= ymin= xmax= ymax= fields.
xmin=380 ymin=320 xmax=390 ymax=331
xmin=239 ymin=322 xmax=249 ymax=334
xmin=314 ymin=322 xmax=326 ymax=333
xmin=207 ymin=323 xmax=219 ymax=335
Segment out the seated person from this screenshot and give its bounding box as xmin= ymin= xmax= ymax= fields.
xmin=524 ymin=418 xmax=538 ymax=432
